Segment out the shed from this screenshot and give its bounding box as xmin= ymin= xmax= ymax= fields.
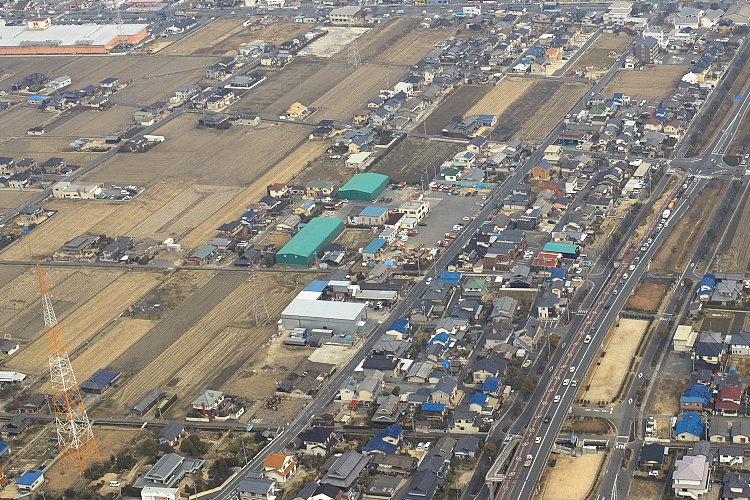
xmin=338 ymin=173 xmax=389 ymax=201
xmin=276 ymin=217 xmax=344 ymax=267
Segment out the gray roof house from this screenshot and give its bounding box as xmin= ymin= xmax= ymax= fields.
xmin=321 ymin=451 xmax=370 ymax=488
xmin=134 ymin=453 xmax=204 ymax=488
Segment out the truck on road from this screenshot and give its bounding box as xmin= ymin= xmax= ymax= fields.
xmin=662 ymin=209 xmax=671 ymax=220
xmin=524 ymin=454 xmax=533 ymax=467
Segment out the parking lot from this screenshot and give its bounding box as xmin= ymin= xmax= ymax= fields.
xmin=405 ymin=191 xmax=488 ymax=249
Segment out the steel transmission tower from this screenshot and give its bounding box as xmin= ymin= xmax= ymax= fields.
xmin=249 ymin=269 xmax=270 ymax=326
xmin=347 ymin=20 xmax=361 ymax=68
xmin=37 ymin=265 xmax=99 ymax=473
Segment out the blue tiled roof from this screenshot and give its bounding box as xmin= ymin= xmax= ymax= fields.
xmin=422 ymin=402 xmax=446 ymax=412
xmin=675 ymin=411 xmax=704 ymax=437
xmin=428 ymin=332 xmax=450 ymax=346
xmin=482 ymin=377 xmax=503 ymax=392
xmin=681 ymin=384 xmax=712 ymax=405
xmin=439 ymin=271 xmax=463 ymax=285
xmin=17 ymin=470 xmax=43 ymax=486
xmin=469 ymin=393 xmax=489 ymax=406
xmin=388 ymin=318 xmax=411 ymax=334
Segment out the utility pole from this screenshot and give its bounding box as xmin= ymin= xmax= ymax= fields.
xmin=37 ymin=265 xmax=100 ymax=473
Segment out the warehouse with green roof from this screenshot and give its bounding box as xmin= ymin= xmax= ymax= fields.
xmin=338 ymin=173 xmax=389 ymax=202
xmin=543 ymin=242 xmax=580 ymax=259
xmin=276 ymin=217 xmax=345 ymax=266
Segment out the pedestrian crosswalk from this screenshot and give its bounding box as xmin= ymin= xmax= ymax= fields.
xmin=691 ymin=174 xmax=742 ymax=180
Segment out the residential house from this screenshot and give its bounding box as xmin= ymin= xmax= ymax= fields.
xmin=320 ymin=451 xmax=370 ymax=489
xmin=676 ymin=412 xmax=704 ymax=441
xmin=134 ymin=453 xmax=204 ymax=489
xmin=238 ymin=472 xmax=278 ymax=500
xmin=431 ymin=376 xmax=458 ymax=407
xmin=159 ymin=422 xmax=185 ymax=447
xmin=722 ymin=472 xmax=750 ymax=500
xmin=470 ymin=356 xmax=508 ymax=385
xmin=639 ymin=443 xmax=666 ymax=471
xmin=672 ymin=452 xmax=710 ymax=499
xmin=263 ymin=453 xmax=298 ymax=483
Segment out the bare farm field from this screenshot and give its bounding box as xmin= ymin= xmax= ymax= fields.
xmin=163 ymin=18 xmax=308 ymax=57
xmin=44 ymin=105 xmax=138 ymax=139
xmin=569 ymin=34 xmax=633 ymax=73
xmin=108 ymin=272 xmax=309 ymax=415
xmin=0 ymin=106 xmax=49 ymax=141
xmin=180 ymin=139 xmax=328 ymax=249
xmin=535 ymin=452 xmax=605 ymax=500
xmin=373 ymin=137 xmax=464 ymax=183
xmin=424 ymin=86 xmax=491 ymax=135
xmin=605 ymin=65 xmax=689 ymax=101
xmin=516 ymin=81 xmax=590 ymax=141
xmin=651 ymin=179 xmax=726 ymax=274
xmin=5 ymin=270 xmax=162 ymax=377
xmin=1 ymin=179 xmax=194 ymax=260
xmin=0 ymin=189 xmax=39 ymax=213
xmin=0 ymin=55 xmax=217 ymax=104
xmin=372 ymin=24 xmax=458 ymax=67
xmin=626 ymin=279 xmax=672 ymax=313
xmin=0 ymin=268 xmax=122 ymax=343
xmin=580 ymin=318 xmax=649 ymax=403
xmin=465 ymin=77 xmax=536 ymax=118
xmin=125 ymin=184 xmax=242 ymax=241
xmin=83 ymin=116 xmax=311 ymax=186
xmin=311 ymin=63 xmax=410 ymax=121
xmin=716 ymin=182 xmax=750 ymax=272
xmin=230 ymin=58 xmax=341 ymax=117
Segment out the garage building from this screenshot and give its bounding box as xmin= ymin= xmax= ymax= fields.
xmin=276 ymin=217 xmax=345 ymax=266
xmin=338 ymin=173 xmax=389 ymax=202
xmin=280 ymin=299 xmax=367 ymax=334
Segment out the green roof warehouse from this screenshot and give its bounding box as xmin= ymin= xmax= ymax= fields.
xmin=338 ymin=173 xmax=389 ymax=202
xmin=276 ymin=217 xmax=345 ymax=266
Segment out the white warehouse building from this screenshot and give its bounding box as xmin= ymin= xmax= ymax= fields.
xmin=279 ymin=299 xmax=367 ymax=334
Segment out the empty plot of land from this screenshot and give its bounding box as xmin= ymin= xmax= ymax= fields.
xmin=232 ymin=58 xmax=334 ymax=116
xmin=1 ymin=179 xmax=194 ymax=260
xmin=716 ymin=184 xmax=750 ymax=272
xmin=372 ymin=25 xmax=458 ymax=67
xmin=83 ymin=117 xmax=311 ymax=186
xmin=181 ymin=139 xmax=328 ymax=249
xmin=89 ymin=178 xmax=195 ymax=236
xmin=373 ymin=137 xmax=463 ymax=183
xmin=536 ymin=453 xmax=605 ymax=500
xmin=44 ymin=105 xmax=137 ymax=138
xmin=69 ymin=318 xmax=157 ymax=383
xmin=0 ymin=269 xmax=124 ymax=344
xmin=0 ymin=189 xmax=39 ymax=213
xmin=111 ymin=272 xmax=247 ymax=374
xmin=490 ymin=79 xmax=564 ymax=142
xmin=651 ymin=179 xmax=726 ymax=274
xmin=9 ymin=198 xmax=105 ymax=262
xmin=605 ymin=65 xmax=689 ymax=101
xmin=120 ymin=183 xmax=241 ymax=240
xmin=356 ymin=17 xmax=423 ymax=61
xmin=0 ymin=106 xmax=48 ymax=141
xmin=581 ymin=318 xmax=649 ymax=403
xmin=569 ymin=34 xmax=632 ymax=72
xmin=518 ymin=82 xmax=590 ymax=140
xmin=302 ymin=27 xmax=370 ymax=58
xmin=5 ymin=270 xmax=161 ymax=376
xmin=424 ymin=85 xmax=490 ymax=135
xmin=0 ymin=55 xmax=218 ymax=104
xmin=311 ymin=63 xmax=409 ymax=121
xmin=164 ymin=18 xmax=308 ymax=57
xmin=110 ymin=272 xmax=306 ymax=413
xmin=649 ymin=377 xmax=689 ymax=415
xmin=465 ymin=77 xmax=536 ymax=118
xmin=628 ymin=479 xmax=665 ymax=500
xmin=626 ymin=279 xmax=672 ymax=312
